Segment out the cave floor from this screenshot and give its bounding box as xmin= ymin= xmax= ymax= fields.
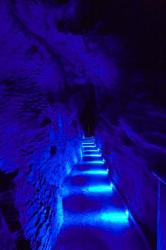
xmin=55 ymin=138 xmax=149 ymax=250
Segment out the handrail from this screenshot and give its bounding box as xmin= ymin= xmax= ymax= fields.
xmin=152 ymin=171 xmax=166 ymax=186
xmin=153 ymin=171 xmax=166 ymax=250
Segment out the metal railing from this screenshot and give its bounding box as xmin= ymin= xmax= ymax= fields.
xmin=153 ymin=172 xmax=166 ymax=250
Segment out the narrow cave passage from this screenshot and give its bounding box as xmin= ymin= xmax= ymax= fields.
xmin=54 ymin=137 xmax=149 ymax=250
xmin=79 ymin=83 xmax=97 ymax=137
xmin=0 ymin=0 xmax=165 ymax=249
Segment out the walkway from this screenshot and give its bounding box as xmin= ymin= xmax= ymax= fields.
xmin=55 ymin=137 xmax=149 ymax=250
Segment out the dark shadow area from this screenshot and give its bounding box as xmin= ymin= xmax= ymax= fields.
xmin=54 ymin=226 xmax=110 ymax=250
xmin=0 ymin=171 xmax=31 ymax=250
xmin=79 ymin=83 xmax=97 ymax=136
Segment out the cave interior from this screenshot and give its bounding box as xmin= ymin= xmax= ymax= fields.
xmin=0 ymin=0 xmax=166 ymax=250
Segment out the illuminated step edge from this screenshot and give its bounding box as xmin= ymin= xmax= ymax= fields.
xmin=83 ymin=138 xmax=95 ymax=141
xmin=72 ymin=169 xmax=109 ymax=176
xmin=65 ymin=210 xmax=130 ymax=225
xmin=83 ymin=153 xmax=102 ymax=157
xmin=100 ymin=210 xmax=129 ymax=223
xmin=80 ymin=159 xmax=105 ymax=165
xmin=83 ymin=139 xmax=95 ymax=141
xmin=83 ymin=143 xmax=96 ymax=146
xmin=82 ymin=145 xmax=97 ymax=148
xmin=82 ymin=142 xmax=96 ymax=145
xmin=82 ymin=144 xmax=96 ymax=147
xmin=83 ymin=183 xmax=113 ymax=193
xmin=82 ymin=141 xmax=95 ymax=143
xmin=83 ymin=136 xmax=95 ymax=139
xmin=62 ymin=183 xmax=113 ymax=196
xmin=83 ymin=149 xmax=100 ymax=153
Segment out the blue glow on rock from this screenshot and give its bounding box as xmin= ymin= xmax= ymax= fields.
xmin=66 ymin=162 xmax=71 ymax=175
xmin=83 ymin=184 xmax=113 ymax=193
xmin=57 ymin=195 xmax=64 ymax=228
xmin=125 ymin=209 xmax=130 ymax=217
xmin=73 ymin=155 xmax=78 ymax=164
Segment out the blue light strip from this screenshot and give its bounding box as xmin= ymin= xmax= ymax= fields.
xmin=83 ymin=138 xmax=95 ymax=141
xmin=82 ymin=142 xmax=95 ymax=145
xmin=73 ymin=169 xmax=108 ymax=176
xmin=83 ymin=149 xmax=100 ymax=153
xmin=65 ymin=209 xmax=130 ymax=226
xmin=63 ymin=138 xmax=130 ymax=230
xmin=82 ymin=145 xmax=96 ymax=148
xmin=99 ymin=210 xmax=130 ymax=224
xmin=63 ymin=183 xmax=113 ymax=196
xmin=83 ymin=141 xmax=95 ymax=143
xmin=83 ymin=153 xmax=102 ymax=157
xmin=83 ymin=183 xmax=113 ymax=193
xmin=81 ymin=159 xmax=105 ymax=165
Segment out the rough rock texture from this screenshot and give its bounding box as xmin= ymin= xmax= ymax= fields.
xmin=0 ymin=0 xmax=166 ymax=249
xmin=95 ymin=72 xmax=166 ymax=248
xmin=0 ymin=1 xmax=82 ymax=249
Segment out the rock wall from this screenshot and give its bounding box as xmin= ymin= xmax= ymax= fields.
xmin=0 ymin=1 xmax=165 ymax=249
xmin=95 ymin=71 xmax=166 ymax=249
xmin=0 ymin=2 xmax=82 ymax=249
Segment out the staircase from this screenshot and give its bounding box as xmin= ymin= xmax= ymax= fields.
xmin=55 ymin=137 xmax=150 ymax=250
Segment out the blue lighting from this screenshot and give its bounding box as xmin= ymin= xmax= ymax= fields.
xmin=83 ymin=153 xmax=102 ymax=157
xmin=82 ymin=145 xmax=96 ymax=148
xmin=83 ymin=138 xmax=95 ymax=141
xmin=65 ymin=210 xmax=130 ymax=227
xmin=57 ymin=195 xmax=64 ymax=227
xmin=83 ymin=184 xmax=113 ymax=193
xmin=81 ymin=159 xmax=105 ymax=165
xmin=83 ymin=137 xmax=94 ymax=139
xmin=74 ymin=169 xmax=108 ymax=176
xmin=82 ymin=142 xmax=95 ymax=146
xmin=99 ymin=210 xmax=130 ymax=224
xmin=83 ymin=148 xmax=100 ymax=153
xmin=66 ymin=162 xmax=71 ymax=175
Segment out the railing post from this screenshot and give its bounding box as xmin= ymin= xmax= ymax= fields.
xmin=157 ymin=180 xmax=160 ymax=250
xmin=157 ymin=178 xmax=166 ymax=250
